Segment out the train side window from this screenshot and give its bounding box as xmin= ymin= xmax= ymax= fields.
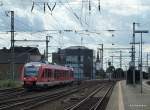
xmin=54 ymin=70 xmax=58 ymax=79
xmin=67 ymin=71 xmax=69 ymax=78
xmin=46 ymin=69 xmax=49 ymax=78
xmin=71 ymin=71 xmax=73 ymax=77
xmin=54 ymin=70 xmax=56 ymax=78
xmin=45 ymin=69 xmax=46 ymax=78
xmin=48 ymin=69 xmax=52 ymax=78
xmin=48 ymin=69 xmax=50 ymax=77
xmin=64 ymin=71 xmax=66 ymax=77
xmin=44 ymin=69 xmax=48 ymax=78
xmin=42 ymin=69 xmax=45 ymax=78
xmin=61 ymin=70 xmax=63 ymax=77
xmin=64 ymin=71 xmax=66 ymax=78
xmin=46 ymin=69 xmax=49 ymax=77
xmin=63 ymin=71 xmax=65 ymax=78
xmin=57 ymin=70 xmax=60 ymax=78
xmin=50 ymin=70 xmax=52 ymax=78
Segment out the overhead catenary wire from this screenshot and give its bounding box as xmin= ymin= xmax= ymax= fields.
xmin=47 ymin=2 xmax=56 ymax=15
xmin=58 ymin=0 xmax=83 ymax=26
xmin=98 ymin=0 xmax=101 ymax=12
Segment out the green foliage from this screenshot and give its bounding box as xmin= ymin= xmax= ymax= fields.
xmin=96 ymin=69 xmax=106 ymax=79
xmin=106 ymin=66 xmax=115 ymax=73
xmin=113 ymin=68 xmax=125 ymax=79
xmin=0 ymin=80 xmax=21 ymax=88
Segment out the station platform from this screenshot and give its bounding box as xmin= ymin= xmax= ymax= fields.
xmin=106 ymin=80 xmax=150 ymax=110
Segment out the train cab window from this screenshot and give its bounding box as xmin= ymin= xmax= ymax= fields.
xmin=24 ymin=66 xmax=39 ymax=76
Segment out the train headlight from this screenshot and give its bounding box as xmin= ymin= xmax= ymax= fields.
xmin=23 ymin=77 xmax=26 ymax=80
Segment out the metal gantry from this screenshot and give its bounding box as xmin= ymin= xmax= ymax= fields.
xmin=134 ymin=30 xmax=149 ymax=94
xmin=10 ymin=11 xmax=15 ymax=80
xmin=14 ymin=36 xmax=52 ymax=61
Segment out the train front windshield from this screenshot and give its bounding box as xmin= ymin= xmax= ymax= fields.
xmin=24 ymin=66 xmax=39 ymax=76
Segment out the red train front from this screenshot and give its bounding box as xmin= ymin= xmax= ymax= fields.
xmin=21 ymin=62 xmax=74 ymax=88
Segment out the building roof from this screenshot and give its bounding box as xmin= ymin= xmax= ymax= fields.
xmin=11 ymin=46 xmax=41 ymax=55
xmin=0 ymin=52 xmax=29 ymax=64
xmin=64 ymin=46 xmax=89 ymax=50
xmin=0 ymin=47 xmax=40 ymax=55
xmin=0 ymin=47 xmax=41 ymax=64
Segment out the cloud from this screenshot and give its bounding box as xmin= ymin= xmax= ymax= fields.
xmin=0 ymin=0 xmax=150 ymax=67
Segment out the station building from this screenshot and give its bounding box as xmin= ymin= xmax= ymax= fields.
xmin=52 ymin=46 xmax=96 ymax=79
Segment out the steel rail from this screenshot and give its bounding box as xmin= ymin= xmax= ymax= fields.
xmin=90 ymin=84 xmax=114 ymax=110
xmin=65 ymin=82 xmax=115 ymax=110
xmin=65 ymin=85 xmax=106 ymax=110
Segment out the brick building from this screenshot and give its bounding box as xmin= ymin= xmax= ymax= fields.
xmin=0 ymin=46 xmax=41 ymax=80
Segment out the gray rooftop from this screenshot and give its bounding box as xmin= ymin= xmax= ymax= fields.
xmin=64 ymin=46 xmax=89 ymax=50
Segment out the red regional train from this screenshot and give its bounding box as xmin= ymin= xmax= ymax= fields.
xmin=21 ymin=62 xmax=74 ymax=88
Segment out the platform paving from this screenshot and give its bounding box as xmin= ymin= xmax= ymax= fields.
xmin=106 ymin=80 xmax=150 ymax=110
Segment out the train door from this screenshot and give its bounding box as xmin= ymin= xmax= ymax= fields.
xmin=47 ymin=69 xmax=53 ymax=82
xmin=41 ymin=68 xmax=47 ymax=82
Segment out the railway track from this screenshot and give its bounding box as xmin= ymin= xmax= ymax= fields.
xmin=0 ymin=87 xmax=23 ymax=94
xmin=0 ymin=87 xmax=26 ymax=100
xmin=0 ymin=85 xmax=84 ymax=110
xmin=65 ymin=81 xmax=115 ymax=110
xmin=0 ymin=80 xmax=104 ymax=110
xmin=0 ymin=80 xmax=114 ymax=110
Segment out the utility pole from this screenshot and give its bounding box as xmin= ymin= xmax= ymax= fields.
xmin=130 ymin=42 xmax=140 ymax=70
xmin=46 ymin=36 xmax=52 ymax=61
xmin=147 ymin=53 xmax=149 ymax=73
xmin=110 ymin=56 xmax=114 ymax=66
xmin=110 ymin=55 xmax=130 ymax=69
xmin=78 ymin=48 xmax=81 ymax=82
xmin=132 ymin=22 xmax=136 ymax=86
xmin=140 ymin=32 xmax=143 ymax=93
xmin=102 ymin=44 xmax=103 ymax=69
xmin=120 ymin=50 xmax=122 ymax=68
xmin=81 ymin=37 xmax=83 ymax=46
xmin=10 ymin=11 xmax=15 ymax=80
xmin=99 ymin=44 xmax=103 ymax=70
xmin=134 ymin=30 xmax=149 ymax=93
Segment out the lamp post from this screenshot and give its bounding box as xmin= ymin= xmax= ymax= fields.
xmin=135 ymin=30 xmax=149 ymax=94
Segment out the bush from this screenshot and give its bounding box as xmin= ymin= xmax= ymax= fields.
xmin=0 ymin=80 xmax=21 ymax=88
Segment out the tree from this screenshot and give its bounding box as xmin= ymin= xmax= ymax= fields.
xmin=114 ymin=68 xmax=124 ymax=79
xmin=96 ymin=69 xmax=106 ymax=79
xmin=106 ymin=66 xmax=115 ymax=79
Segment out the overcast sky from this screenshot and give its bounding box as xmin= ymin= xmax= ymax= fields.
xmin=0 ymin=0 xmax=150 ymax=68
